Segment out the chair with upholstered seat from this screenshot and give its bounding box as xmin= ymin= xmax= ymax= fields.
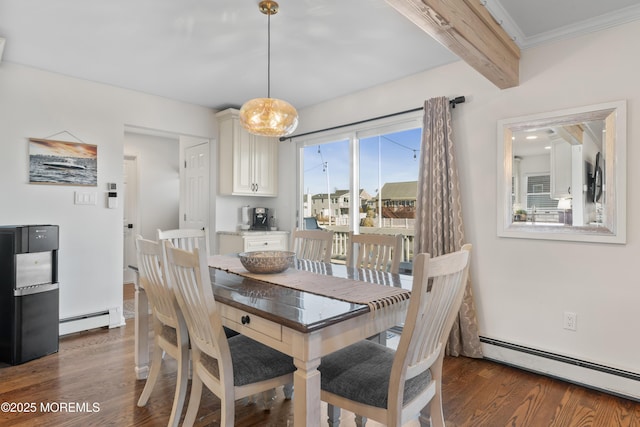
xmin=156 ymin=227 xmax=239 ymax=340
xmin=347 ymin=232 xmax=404 ymax=345
xmin=163 ymin=241 xmax=296 ymax=427
xmin=157 ymin=227 xmax=210 ymax=257
xmin=135 ymin=236 xmax=189 ymax=427
xmin=292 ymin=229 xmax=335 ymax=263
xmin=346 ymin=232 xmax=403 ymax=274
xmin=319 ymin=244 xmax=472 ymax=427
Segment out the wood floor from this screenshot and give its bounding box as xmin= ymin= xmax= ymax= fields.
xmin=1 ymin=293 xmax=639 ymax=426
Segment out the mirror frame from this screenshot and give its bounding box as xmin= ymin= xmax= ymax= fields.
xmin=497 ymin=100 xmax=627 ymax=244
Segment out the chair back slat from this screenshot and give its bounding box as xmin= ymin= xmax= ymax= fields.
xmin=292 ymin=229 xmax=334 ymax=263
xmin=135 ymin=236 xmax=181 ymax=329
xmin=347 ymin=232 xmax=402 ymax=273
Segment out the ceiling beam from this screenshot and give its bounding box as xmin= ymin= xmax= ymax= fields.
xmin=386 ymin=0 xmax=520 ymax=89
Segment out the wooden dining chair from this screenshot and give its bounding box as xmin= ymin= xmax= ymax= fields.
xmin=135 ymin=236 xmax=189 ymax=427
xmin=291 ymin=228 xmax=334 ymax=263
xmin=319 ymin=244 xmax=472 ymax=427
xmin=163 ymin=241 xmax=296 ymax=427
xmin=157 ymin=227 xmax=210 ymax=257
xmin=157 ymin=227 xmax=238 ymax=342
xmin=346 ymin=232 xmax=403 ymax=274
xmin=347 ymin=232 xmax=403 ymax=345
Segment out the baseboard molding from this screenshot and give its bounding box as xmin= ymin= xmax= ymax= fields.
xmin=59 ymin=306 xmax=125 ymax=336
xmin=480 ymin=337 xmax=640 ymax=402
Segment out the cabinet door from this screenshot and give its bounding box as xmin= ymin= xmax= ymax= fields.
xmin=252 ymin=136 xmax=278 ymax=196
xmin=232 ymin=125 xmax=254 ymax=195
xmin=217 ymin=108 xmax=279 ymax=197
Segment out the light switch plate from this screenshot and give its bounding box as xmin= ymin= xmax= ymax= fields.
xmin=75 ymin=191 xmax=97 ymax=205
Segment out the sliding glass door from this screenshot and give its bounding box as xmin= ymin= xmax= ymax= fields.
xmin=298 ymin=113 xmax=422 ymax=271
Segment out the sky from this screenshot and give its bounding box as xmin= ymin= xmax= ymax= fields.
xmin=29 ymin=138 xmax=98 ymax=158
xmin=303 ymin=127 xmax=422 ymax=196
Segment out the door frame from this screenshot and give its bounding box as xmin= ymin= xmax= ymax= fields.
xmin=123 ymin=154 xmax=140 ymax=284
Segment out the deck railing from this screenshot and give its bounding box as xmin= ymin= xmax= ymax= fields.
xmin=327 ymin=228 xmax=415 ymax=273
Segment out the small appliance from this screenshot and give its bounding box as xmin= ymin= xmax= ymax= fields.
xmin=251 ymin=207 xmax=269 ymax=230
xmin=0 ymin=224 xmax=59 ymax=365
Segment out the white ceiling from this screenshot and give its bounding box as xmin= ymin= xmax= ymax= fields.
xmin=1 ymin=0 xmax=639 ymax=111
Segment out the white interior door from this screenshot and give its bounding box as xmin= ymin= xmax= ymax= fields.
xmin=123 ymin=155 xmax=138 ymax=283
xmin=181 ymin=141 xmax=210 ymax=230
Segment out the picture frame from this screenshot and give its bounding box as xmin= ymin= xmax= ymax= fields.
xmin=29 ymin=138 xmax=98 ymax=186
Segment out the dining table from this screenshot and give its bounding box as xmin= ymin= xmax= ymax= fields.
xmin=132 ymin=255 xmax=412 ymax=427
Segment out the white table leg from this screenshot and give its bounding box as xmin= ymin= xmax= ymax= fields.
xmin=293 ymin=356 xmax=322 ymax=427
xmin=133 ymin=270 xmax=149 ymax=380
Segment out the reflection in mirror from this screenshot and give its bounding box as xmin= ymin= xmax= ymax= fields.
xmin=497 ymin=101 xmax=626 ymax=243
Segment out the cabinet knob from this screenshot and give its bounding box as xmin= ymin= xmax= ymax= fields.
xmin=241 ymin=315 xmax=251 ymax=325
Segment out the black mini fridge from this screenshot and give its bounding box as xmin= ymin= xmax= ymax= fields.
xmin=0 ymin=225 xmax=59 ymax=365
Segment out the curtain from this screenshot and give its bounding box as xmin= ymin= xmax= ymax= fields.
xmin=414 ymin=96 xmax=482 ymax=358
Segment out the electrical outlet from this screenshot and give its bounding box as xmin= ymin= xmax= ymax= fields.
xmin=563 ymin=311 xmax=577 ymax=331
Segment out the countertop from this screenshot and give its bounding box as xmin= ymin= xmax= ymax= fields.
xmin=217 ymin=230 xmax=289 ymax=236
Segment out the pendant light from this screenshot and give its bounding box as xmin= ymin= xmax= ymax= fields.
xmin=239 ymin=1 xmax=298 ymax=137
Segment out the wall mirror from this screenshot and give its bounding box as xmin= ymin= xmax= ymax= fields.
xmin=497 ymin=100 xmax=626 ymax=243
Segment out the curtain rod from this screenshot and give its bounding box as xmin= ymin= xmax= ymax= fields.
xmin=279 ymin=96 xmax=466 ymax=142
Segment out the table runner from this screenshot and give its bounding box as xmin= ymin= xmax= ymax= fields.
xmin=208 ymin=255 xmax=411 ymax=311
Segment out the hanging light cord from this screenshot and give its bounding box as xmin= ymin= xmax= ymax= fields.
xmin=267 ymin=10 xmax=271 ymax=99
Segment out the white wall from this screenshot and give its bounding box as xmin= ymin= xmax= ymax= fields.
xmin=0 ymin=63 xmax=216 ymax=328
xmin=124 ymin=132 xmax=180 ymax=240
xmin=276 ymin=20 xmax=640 ymax=378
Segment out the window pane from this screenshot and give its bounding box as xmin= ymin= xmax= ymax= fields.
xmin=302 ymin=140 xmax=349 ymax=227
xmin=359 ymin=128 xmax=421 ymax=272
xmin=525 ymin=174 xmax=560 ymax=223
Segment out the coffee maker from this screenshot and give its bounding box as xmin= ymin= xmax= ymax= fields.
xmin=251 ymin=207 xmax=269 ymax=230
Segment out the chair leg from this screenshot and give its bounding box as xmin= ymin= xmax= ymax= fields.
xmin=355 ymin=414 xmax=367 ymax=426
xmin=137 ymin=341 xmax=163 ymax=406
xmin=167 ymin=346 xmax=190 ymax=427
xmin=327 ymin=404 xmax=341 ymax=427
xmin=283 ymin=383 xmax=294 ymax=400
xmin=220 ymin=394 xmax=235 ymax=427
xmin=182 ymin=374 xmax=203 ymax=427
xmin=421 ymin=393 xmax=444 ymax=427
xmin=261 ymin=388 xmax=277 ymax=410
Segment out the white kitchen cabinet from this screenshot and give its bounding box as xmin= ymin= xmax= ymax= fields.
xmin=217 ymin=108 xmax=278 ymax=197
xmin=217 ymin=231 xmax=289 ymax=255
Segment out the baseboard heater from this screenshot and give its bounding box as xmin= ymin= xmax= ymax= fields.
xmin=59 ymin=307 xmax=124 ymax=336
xmin=480 ymin=336 xmax=640 ymax=402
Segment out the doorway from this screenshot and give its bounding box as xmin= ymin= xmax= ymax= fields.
xmin=122 ymin=130 xmax=211 ymax=286
xmin=123 ymin=155 xmax=138 ymax=284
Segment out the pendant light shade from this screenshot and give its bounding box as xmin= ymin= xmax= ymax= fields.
xmin=240 ymin=97 xmax=298 ymax=137
xmin=239 ymin=1 xmax=298 ymax=137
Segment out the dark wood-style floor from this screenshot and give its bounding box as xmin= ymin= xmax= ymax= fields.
xmin=1 ymin=286 xmax=638 ymax=426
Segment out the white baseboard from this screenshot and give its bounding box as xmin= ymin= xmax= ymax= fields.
xmin=108 ymin=306 xmax=126 ymax=328
xmin=481 ymin=337 xmax=639 ymax=402
xmin=59 ymin=306 xmax=125 ymax=336
xmin=59 ymin=313 xmax=110 ymax=336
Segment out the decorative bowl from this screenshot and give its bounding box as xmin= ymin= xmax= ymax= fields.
xmin=238 ymin=251 xmax=296 ymax=274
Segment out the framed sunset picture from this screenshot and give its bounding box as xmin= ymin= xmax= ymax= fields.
xmin=29 ymin=138 xmax=98 ymax=186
